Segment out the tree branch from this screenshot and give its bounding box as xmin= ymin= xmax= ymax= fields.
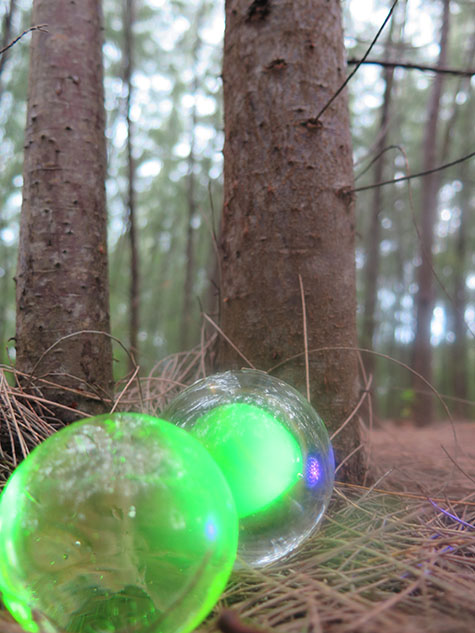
xmin=347 ymin=58 xmax=475 ymax=77
xmin=312 ymin=0 xmax=399 ymax=123
xmin=0 ymin=24 xmax=47 ymax=56
xmin=351 ymin=150 xmax=475 ymax=193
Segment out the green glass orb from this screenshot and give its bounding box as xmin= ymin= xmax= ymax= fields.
xmin=191 ymin=403 xmax=302 ymax=518
xmin=0 ymin=413 xmax=238 ymax=633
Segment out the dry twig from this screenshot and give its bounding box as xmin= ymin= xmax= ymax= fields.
xmin=0 ymin=24 xmax=47 ymax=56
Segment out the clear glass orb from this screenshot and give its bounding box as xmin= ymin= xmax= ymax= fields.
xmin=162 ymin=370 xmax=334 ymax=567
xmin=0 ymin=413 xmax=238 ymax=633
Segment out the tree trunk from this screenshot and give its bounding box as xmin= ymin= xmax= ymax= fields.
xmin=219 ymin=0 xmax=363 ymax=481
xmin=436 ymin=32 xmax=474 ymax=419
xmin=181 ymin=140 xmax=197 ymax=351
xmin=180 ymin=56 xmax=199 ymax=351
xmin=0 ymin=0 xmax=17 ymax=106
xmin=450 ymin=97 xmax=472 ymax=419
xmin=15 ymin=0 xmax=113 ymax=420
xmin=123 ymin=0 xmax=139 ymax=367
xmin=361 ymin=48 xmax=395 ymax=374
xmin=411 ymin=0 xmax=450 ymax=426
xmin=0 ymin=245 xmax=10 ymax=364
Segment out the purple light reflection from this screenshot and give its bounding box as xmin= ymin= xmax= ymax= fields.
xmin=305 ymin=454 xmax=321 ymax=489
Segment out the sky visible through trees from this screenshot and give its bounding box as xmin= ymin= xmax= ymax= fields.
xmin=0 ymin=0 xmax=474 ymax=420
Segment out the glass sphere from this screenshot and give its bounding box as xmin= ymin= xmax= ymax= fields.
xmin=0 ymin=413 xmax=238 ymax=633
xmin=162 ymin=370 xmax=334 ymax=567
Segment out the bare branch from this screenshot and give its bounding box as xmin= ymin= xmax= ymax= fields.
xmin=312 ymin=0 xmax=399 ymax=123
xmin=351 ymin=150 xmax=475 ymax=193
xmin=347 ymin=58 xmax=475 ymax=77
xmin=0 ymin=24 xmax=47 ymax=57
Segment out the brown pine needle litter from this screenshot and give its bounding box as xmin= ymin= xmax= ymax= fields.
xmin=1 ymin=347 xmax=474 ymax=633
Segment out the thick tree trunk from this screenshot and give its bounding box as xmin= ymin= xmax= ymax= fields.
xmin=219 ymin=0 xmax=363 ymax=481
xmin=15 ymin=0 xmax=113 ymax=420
xmin=411 ymin=0 xmax=450 ymax=426
xmin=123 ymin=0 xmax=139 ymax=367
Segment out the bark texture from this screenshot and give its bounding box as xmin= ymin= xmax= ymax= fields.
xmin=16 ymin=0 xmax=113 ymax=419
xmin=411 ymin=0 xmax=450 ymax=426
xmin=219 ymin=0 xmax=363 ymax=481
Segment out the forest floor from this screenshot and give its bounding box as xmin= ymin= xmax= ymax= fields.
xmin=367 ymin=419 xmax=475 ymax=496
xmin=0 ymin=359 xmax=474 ymax=633
xmin=200 ymin=419 xmax=475 ymax=633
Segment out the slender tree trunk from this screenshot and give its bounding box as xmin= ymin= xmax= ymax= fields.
xmin=181 ymin=83 xmax=198 ymax=351
xmin=450 ymin=99 xmax=472 ymax=419
xmin=411 ymin=0 xmax=450 ymax=426
xmin=219 ymin=0 xmax=363 ymax=481
xmin=15 ymin=0 xmax=113 ymax=420
xmin=181 ymin=140 xmax=197 ymax=350
xmin=0 ymin=0 xmax=17 ymax=363
xmin=123 ymin=0 xmax=139 ymax=367
xmin=181 ymin=9 xmax=207 ymax=351
xmin=0 ymin=0 xmax=16 ymax=68
xmin=0 ymin=0 xmax=17 ymax=105
xmin=361 ymin=46 xmax=395 ymax=373
xmin=435 ymin=33 xmax=474 ymax=419
xmin=438 ymin=33 xmax=475 ymax=163
xmin=0 ymin=247 xmax=10 ymax=363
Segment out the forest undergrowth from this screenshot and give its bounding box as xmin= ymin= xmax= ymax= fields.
xmin=0 ymin=336 xmax=474 ymax=633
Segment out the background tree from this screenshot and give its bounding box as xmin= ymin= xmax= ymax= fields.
xmin=360 ymin=1 xmax=407 ymax=379
xmin=15 ymin=0 xmax=113 ymax=419
xmin=218 ymin=0 xmax=363 ymax=481
xmin=180 ymin=6 xmax=206 ymax=350
xmin=411 ymin=0 xmax=450 ymax=425
xmin=122 ymin=0 xmax=140 ymax=367
xmin=448 ymin=87 xmax=472 ymax=419
xmin=0 ymin=0 xmax=17 ymax=103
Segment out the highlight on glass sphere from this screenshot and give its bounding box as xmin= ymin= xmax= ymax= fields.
xmin=162 ymin=370 xmax=335 ymax=567
xmin=0 ymin=413 xmax=238 ymax=633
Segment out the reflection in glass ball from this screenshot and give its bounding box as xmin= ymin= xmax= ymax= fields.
xmin=0 ymin=413 xmax=238 ymax=633
xmin=162 ymin=370 xmax=335 ymax=567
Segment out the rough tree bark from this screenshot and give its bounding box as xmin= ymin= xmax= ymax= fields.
xmin=123 ymin=0 xmax=139 ymax=367
xmin=15 ymin=0 xmax=113 ymax=420
xmin=218 ymin=0 xmax=363 ymax=481
xmin=411 ymin=0 xmax=450 ymax=426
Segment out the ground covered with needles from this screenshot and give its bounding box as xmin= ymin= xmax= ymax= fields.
xmin=0 ymin=351 xmax=474 ymax=633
